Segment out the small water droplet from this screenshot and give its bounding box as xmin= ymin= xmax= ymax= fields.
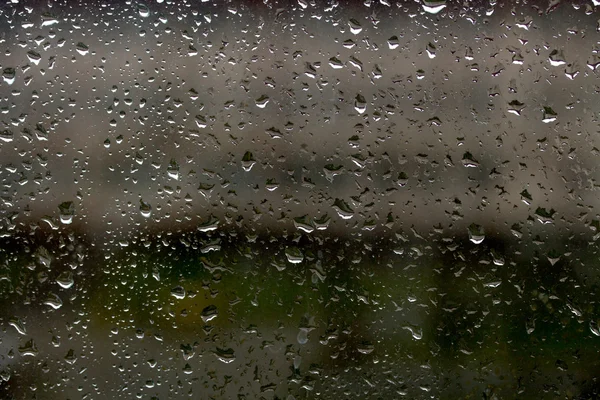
xmin=201 ymin=305 xmax=218 ymax=323
xmin=213 ymin=347 xmax=236 ymax=364
xmin=549 ymin=49 xmax=566 ymax=66
xmin=293 ymin=215 xmax=314 ymax=233
xmin=255 ymin=95 xmax=270 ymax=108
xmin=167 ymin=159 xmax=179 ymax=180
xmin=241 ymin=151 xmax=256 ymax=171
xmin=354 ymin=94 xmax=367 ymax=114
xmin=461 ymin=152 xmax=479 ymax=168
xmin=357 ymin=341 xmax=375 ymax=354
xmin=139 ymin=200 xmax=152 ymax=218
xmin=44 ymin=293 xmax=63 ymax=309
xmin=26 ymin=50 xmax=41 ymax=65
xmin=313 ymin=215 xmax=331 ymax=230
xmin=58 ymin=201 xmax=74 ymax=224
xmin=542 ymin=106 xmax=557 ymax=123
xmin=170 ymin=286 xmax=186 ymax=300
xmin=387 ymin=35 xmax=399 ymax=49
xmin=297 ymin=329 xmax=309 ymax=344
xmin=64 ymin=349 xmax=77 ymax=365
xmin=402 ymin=325 xmax=423 ymax=340
xmin=8 ymin=317 xmax=26 ymax=335
xmin=332 ymin=198 xmax=355 ymax=219
xmin=18 ymin=339 xmax=38 ymax=357
xmin=468 ymin=223 xmax=485 ymax=244
xmin=328 ymin=57 xmax=344 ymax=69
xmin=0 ymin=130 xmax=14 ymax=143
xmin=422 ymin=0 xmax=446 ymax=14
xmin=75 ymin=42 xmax=89 ymax=56
xmin=2 ymin=68 xmax=15 ymax=85
xmin=348 ymin=18 xmax=362 ymax=35
xmin=534 ymin=207 xmax=555 ymax=224
xmin=195 ymin=115 xmax=207 ymax=128
xmin=285 ymin=247 xmax=304 ymax=264
xmin=56 ymin=271 xmax=74 ymax=289
xmin=426 ymin=42 xmax=437 ymax=59
xmin=507 ymin=100 xmax=525 ymax=116
xmin=197 ymin=215 xmax=220 ymax=232
xmin=590 ymin=320 xmax=600 ymax=336
xmin=138 ymin=3 xmax=150 ymax=17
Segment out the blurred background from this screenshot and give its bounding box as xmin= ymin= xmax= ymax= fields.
xmin=1 ymin=0 xmax=600 ymax=398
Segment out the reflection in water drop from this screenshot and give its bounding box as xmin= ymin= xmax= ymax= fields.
xmin=468 ymin=223 xmax=485 ymax=244
xmin=422 ymin=0 xmax=446 ymax=14
xmin=213 ymin=347 xmax=236 ymax=364
xmin=58 ymin=201 xmax=74 ymax=225
xmin=139 ymin=200 xmax=152 ymax=218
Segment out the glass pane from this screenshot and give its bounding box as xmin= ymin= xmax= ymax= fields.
xmin=0 ymin=1 xmax=598 ymax=398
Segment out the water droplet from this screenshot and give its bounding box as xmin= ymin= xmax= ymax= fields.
xmin=328 ymin=57 xmax=344 ymax=69
xmin=542 ymin=106 xmax=557 ymax=123
xmin=396 ymin=172 xmax=409 ymax=187
xmin=323 ymin=164 xmax=344 ymax=182
xmin=195 ymin=115 xmax=207 ymax=128
xmin=484 ymin=281 xmax=501 ymax=288
xmin=461 ymin=152 xmax=480 ymax=168
xmin=468 ymin=223 xmax=485 ymax=244
xmin=2 ymin=68 xmax=16 ymax=85
xmin=590 ymin=320 xmax=600 ymax=336
xmin=520 ymin=189 xmax=533 ymax=205
xmin=313 ymin=215 xmax=331 ymax=230
xmin=354 ymin=94 xmax=367 ymax=114
xmin=41 ymin=13 xmax=59 ymax=27
xmin=171 ymin=286 xmax=186 ymax=300
xmin=58 ymin=201 xmax=74 ymax=224
xmin=293 ymin=215 xmax=314 ymax=233
xmin=241 ymin=151 xmax=256 ymax=172
xmin=8 ymin=317 xmax=26 ymax=335
xmin=18 ymin=339 xmax=38 ymax=357
xmin=348 ymin=18 xmax=362 ymax=35
xmin=357 ymin=341 xmax=375 ymax=354
xmin=139 ymin=200 xmax=152 ymax=218
xmin=167 ymin=159 xmax=179 ymax=180
xmin=549 ymin=49 xmax=566 ymax=66
xmin=44 ymin=293 xmax=63 ymax=309
xmin=507 ymin=100 xmax=525 ymax=116
xmin=255 ymin=95 xmax=270 ymax=108
xmin=56 ymin=271 xmax=74 ymax=289
xmin=201 ymin=305 xmax=218 ymax=323
xmin=196 ymin=216 xmax=219 ymax=233
xmin=285 ymin=247 xmax=304 ymax=264
xmin=26 ymin=50 xmax=41 ymax=65
xmin=332 ymin=199 xmax=355 ymax=219
xmin=534 ymin=207 xmax=555 ymax=224
xmin=64 ymin=349 xmax=77 ymax=365
xmin=387 ymin=35 xmax=399 ymax=49
xmin=402 ymin=325 xmax=423 ymax=340
xmin=213 ymin=347 xmax=236 ymax=364
xmin=0 ymin=130 xmax=14 ymax=143
xmin=426 ymin=42 xmax=437 ymax=59
xmin=183 ymin=364 xmax=193 ymax=374
xmin=297 ymin=329 xmax=309 ymax=344
xmin=138 ymin=3 xmax=150 ymax=18
xmin=265 ymin=178 xmax=279 ymax=191
xmin=75 ymin=42 xmax=89 ymax=56
xmin=422 ymin=0 xmax=446 ymax=14
xmin=526 ymin=318 xmax=536 ymax=334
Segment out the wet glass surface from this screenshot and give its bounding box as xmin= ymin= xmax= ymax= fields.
xmin=1 ymin=1 xmax=600 ymax=398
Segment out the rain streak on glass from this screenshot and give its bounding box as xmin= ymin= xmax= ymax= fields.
xmin=0 ymin=1 xmax=599 ymax=399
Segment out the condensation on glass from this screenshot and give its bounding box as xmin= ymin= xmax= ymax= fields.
xmin=0 ymin=0 xmax=599 ymax=398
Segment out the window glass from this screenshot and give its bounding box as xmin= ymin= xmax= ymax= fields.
xmin=1 ymin=1 xmax=599 ymax=398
